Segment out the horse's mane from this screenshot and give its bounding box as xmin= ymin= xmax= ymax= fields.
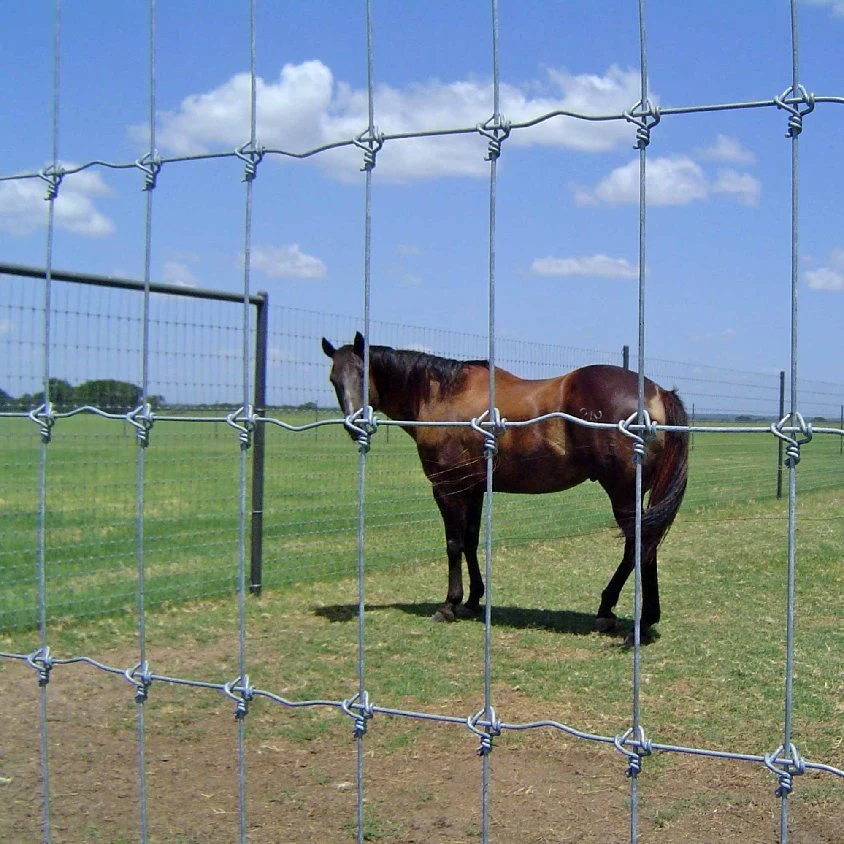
xmin=370 ymin=345 xmax=489 ymax=410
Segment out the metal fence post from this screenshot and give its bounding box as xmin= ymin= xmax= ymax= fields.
xmin=776 ymin=369 xmax=786 ymax=500
xmin=250 ymin=291 xmax=268 ymax=596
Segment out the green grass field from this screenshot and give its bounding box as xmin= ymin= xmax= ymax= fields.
xmin=1 ymin=409 xmax=842 ymax=632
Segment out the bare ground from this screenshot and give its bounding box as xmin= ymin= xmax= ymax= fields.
xmin=1 ymin=641 xmax=841 ymax=843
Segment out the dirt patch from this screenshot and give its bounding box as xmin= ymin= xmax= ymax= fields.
xmin=1 ymin=645 xmax=840 ymax=843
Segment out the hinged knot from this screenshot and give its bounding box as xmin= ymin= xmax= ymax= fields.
xmin=126 ymin=402 xmax=155 ymax=447
xmin=354 ymin=127 xmax=384 ymax=171
xmin=775 ymin=85 xmax=815 ymax=138
xmin=39 ymin=164 xmax=65 ymax=200
xmin=618 ymin=411 xmax=656 ymax=464
xmin=765 ymin=743 xmax=805 ymax=797
xmin=224 ymin=675 xmax=254 ymax=720
xmin=236 ymin=141 xmax=265 ymax=182
xmin=344 ymin=407 xmax=378 ymax=453
xmin=771 ymin=412 xmax=812 ymax=468
xmin=226 ymin=405 xmax=256 ymax=450
xmin=471 ymin=408 xmax=506 ymax=458
xmin=26 ymin=647 xmax=54 ymax=687
xmin=342 ymin=691 xmax=374 ymax=738
xmin=624 ymin=100 xmax=661 ymax=149
xmin=477 ymin=115 xmax=511 ymax=161
xmin=614 ymin=726 xmax=652 ymax=778
xmin=135 ymin=151 xmax=162 ymax=191
xmin=29 ymin=402 xmax=56 ymax=444
xmin=468 ymin=707 xmax=501 ymax=756
xmin=125 ymin=660 xmax=153 ymax=703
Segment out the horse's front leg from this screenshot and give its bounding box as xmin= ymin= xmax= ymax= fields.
xmin=459 ymin=491 xmax=485 ymax=618
xmin=431 ymin=486 xmax=465 ymax=622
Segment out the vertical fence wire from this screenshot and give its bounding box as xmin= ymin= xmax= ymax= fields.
xmin=133 ymin=1 xmax=157 ymax=840
xmin=480 ymin=1 xmax=502 ymax=840
xmin=628 ymin=1 xmax=651 ymax=839
xmin=355 ymin=1 xmax=378 ymax=840
xmin=34 ymin=3 xmax=63 ymax=841
xmin=234 ymin=1 xmax=260 ymax=840
xmin=779 ymin=2 xmax=802 ymax=839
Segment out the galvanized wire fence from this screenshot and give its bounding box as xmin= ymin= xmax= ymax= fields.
xmin=1 ymin=1 xmax=843 ymax=843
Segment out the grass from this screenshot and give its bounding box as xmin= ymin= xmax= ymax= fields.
xmin=1 ymin=409 xmax=841 ymax=632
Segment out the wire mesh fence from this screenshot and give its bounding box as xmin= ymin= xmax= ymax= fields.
xmin=1 ymin=1 xmax=844 ymax=843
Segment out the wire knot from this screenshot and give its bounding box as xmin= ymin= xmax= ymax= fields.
xmin=775 ymin=85 xmax=815 ymax=138
xmin=236 ymin=141 xmax=265 ymax=182
xmin=771 ymin=412 xmax=812 ymax=468
xmin=477 ymin=115 xmax=511 ymax=161
xmin=135 ymin=151 xmax=162 ymax=191
xmin=226 ymin=405 xmax=256 ymax=450
xmin=126 ymin=402 xmax=155 ymax=447
xmin=26 ymin=647 xmax=54 ymax=687
xmin=224 ymin=675 xmax=254 ymax=720
xmin=28 ymin=402 xmax=56 ymax=444
xmin=39 ymin=164 xmax=65 ymax=200
xmin=624 ymin=100 xmax=661 ymax=149
xmin=468 ymin=707 xmax=501 ymax=756
xmin=614 ymin=726 xmax=652 ymax=778
xmin=765 ymin=743 xmax=805 ymax=797
xmin=471 ymin=408 xmax=506 ymax=458
xmin=354 ymin=127 xmax=384 ymax=171
xmin=125 ymin=661 xmax=153 ymax=704
xmin=618 ymin=410 xmax=656 ymax=464
xmin=344 ymin=407 xmax=378 ymax=454
xmin=342 ymin=691 xmax=374 ymax=738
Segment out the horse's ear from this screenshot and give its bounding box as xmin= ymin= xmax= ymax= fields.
xmin=321 ymin=337 xmax=336 ymax=358
xmin=353 ymin=331 xmax=365 ymax=357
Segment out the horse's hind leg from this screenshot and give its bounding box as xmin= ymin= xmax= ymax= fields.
xmin=596 ymin=535 xmax=634 ymax=633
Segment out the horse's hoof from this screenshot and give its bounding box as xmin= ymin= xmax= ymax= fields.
xmin=431 ymin=607 xmax=455 ymax=623
xmin=455 ymin=604 xmax=479 ymax=620
xmin=623 ymin=627 xmax=659 ymax=646
xmin=594 ymin=616 xmax=617 ymax=634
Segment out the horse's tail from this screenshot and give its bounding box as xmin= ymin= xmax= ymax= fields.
xmin=641 ymin=388 xmax=689 ymax=555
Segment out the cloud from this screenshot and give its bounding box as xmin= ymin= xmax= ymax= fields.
xmin=161 ymin=260 xmax=198 ymax=287
xmin=696 ymin=134 xmax=756 ymax=165
xmin=0 ymin=168 xmax=114 ymax=238
xmin=713 ymin=168 xmax=761 ymax=206
xmin=574 ymin=156 xmax=709 ymax=206
xmin=574 ymin=156 xmax=759 ymax=207
xmin=148 ymin=61 xmax=645 ymax=183
xmin=805 ymin=248 xmax=844 ymax=291
xmin=531 ymin=254 xmax=638 ymax=279
xmin=802 ymin=0 xmax=844 ymax=18
xmin=251 ymin=243 xmax=326 ymax=279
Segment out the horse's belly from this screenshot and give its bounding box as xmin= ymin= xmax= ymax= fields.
xmin=491 ymin=454 xmax=587 ymax=494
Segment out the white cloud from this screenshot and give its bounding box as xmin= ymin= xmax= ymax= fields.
xmin=161 ymin=260 xmax=198 ymax=287
xmin=251 ymin=243 xmax=326 ymax=279
xmin=531 ymin=254 xmax=638 ymax=279
xmin=574 ymin=156 xmax=760 ymax=207
xmin=802 ymin=0 xmax=844 ymax=18
xmin=805 ymin=248 xmax=844 ymax=291
xmin=713 ymin=168 xmax=761 ymax=206
xmin=149 ymin=61 xmax=645 ymax=183
xmin=575 ymin=156 xmax=709 ymax=206
xmin=697 ymin=134 xmax=756 ymax=165
xmin=0 ymin=168 xmax=114 ymax=238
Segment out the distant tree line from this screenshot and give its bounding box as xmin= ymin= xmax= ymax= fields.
xmin=0 ymin=379 xmax=164 ymax=413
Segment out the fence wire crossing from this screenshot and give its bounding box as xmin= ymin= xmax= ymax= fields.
xmin=1 ymin=1 xmax=843 ymax=843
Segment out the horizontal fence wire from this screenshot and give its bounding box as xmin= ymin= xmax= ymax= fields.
xmin=2 ymin=0 xmax=844 ymax=842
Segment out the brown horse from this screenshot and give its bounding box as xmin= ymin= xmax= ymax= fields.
xmin=322 ymin=332 xmax=688 ymax=639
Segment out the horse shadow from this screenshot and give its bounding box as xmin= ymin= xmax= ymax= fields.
xmin=314 ymin=602 xmax=635 ymax=640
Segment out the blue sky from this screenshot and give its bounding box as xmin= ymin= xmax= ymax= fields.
xmin=1 ymin=0 xmax=843 ymax=400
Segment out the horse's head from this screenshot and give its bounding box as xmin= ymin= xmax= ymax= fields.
xmin=321 ymin=332 xmax=379 ymax=424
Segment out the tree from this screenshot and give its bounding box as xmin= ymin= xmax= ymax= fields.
xmin=75 ymin=379 xmax=142 ymax=412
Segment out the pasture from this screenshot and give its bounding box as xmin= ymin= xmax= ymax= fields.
xmin=0 ymin=410 xmax=842 ymax=841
